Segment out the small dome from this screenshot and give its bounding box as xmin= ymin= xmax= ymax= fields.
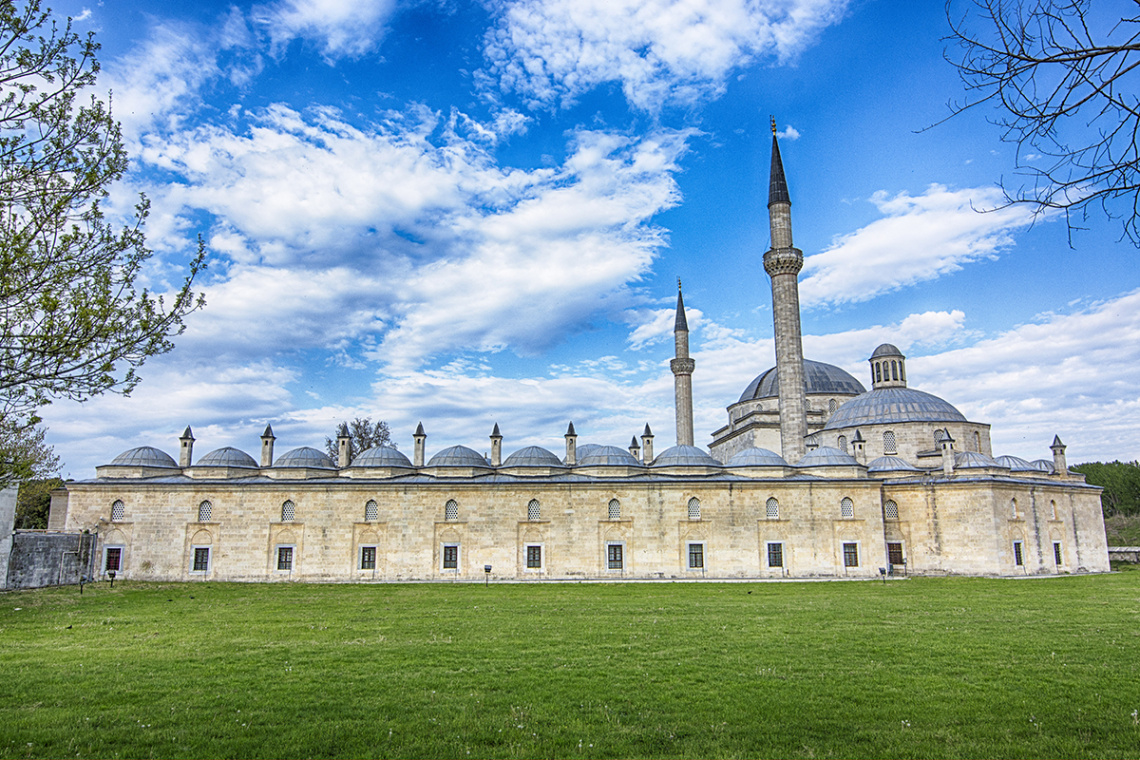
xmin=109 ymin=446 xmax=178 ymax=468
xmin=571 ymin=443 xmax=602 ymax=462
xmin=738 ymin=359 xmax=866 ymax=403
xmin=823 ymin=387 xmax=967 ymax=429
xmin=351 ymin=445 xmax=412 ymax=468
xmin=503 ymin=446 xmax=564 ymax=468
xmin=273 ymin=446 xmax=335 ymax=469
xmin=954 ymin=451 xmax=1001 ymax=469
xmin=197 ymin=446 xmax=258 ymax=469
xmin=796 ymin=446 xmax=861 ymax=467
xmin=1030 ymin=459 xmax=1056 ymax=474
xmin=726 ymin=447 xmax=788 ymax=467
xmin=867 ymin=455 xmax=921 ymax=473
xmin=427 ymin=445 xmax=491 ymax=468
xmin=870 ymin=343 xmax=904 ymax=359
xmin=652 ymin=445 xmax=722 ymax=468
xmin=577 ymin=445 xmax=643 ymax=467
xmin=994 ymin=455 xmax=1036 ymax=472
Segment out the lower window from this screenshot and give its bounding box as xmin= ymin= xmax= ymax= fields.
xmin=277 ymin=546 xmax=294 ymax=571
xmin=1013 ymin=540 xmax=1024 ymax=566
xmin=191 ymin=547 xmax=210 ymax=573
xmin=607 ymin=543 xmax=623 ymax=570
xmin=842 ymin=542 xmax=859 ymax=568
xmin=360 ymin=546 xmax=377 ymax=570
xmin=687 ymin=542 xmax=704 ymax=569
xmin=526 ymin=545 xmax=542 ymax=569
xmin=887 ymin=542 xmax=904 ymax=566
xmin=767 ymin=542 xmax=783 ymax=568
xmin=104 ymin=546 xmax=123 ymax=573
xmin=1053 ymin=542 xmax=1063 ymax=565
xmin=443 ymin=544 xmax=459 ymax=570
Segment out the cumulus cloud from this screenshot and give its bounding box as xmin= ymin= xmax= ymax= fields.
xmin=253 ymin=0 xmax=398 ymax=60
xmin=481 ymin=0 xmax=850 ymax=111
xmin=799 ymin=184 xmax=1037 ymax=306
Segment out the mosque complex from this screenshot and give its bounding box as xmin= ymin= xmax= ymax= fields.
xmin=49 ymin=127 xmax=1111 ymax=581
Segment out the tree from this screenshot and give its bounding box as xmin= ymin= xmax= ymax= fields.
xmin=1072 ymin=460 xmax=1140 ymax=516
xmin=0 ymin=418 xmax=58 ymax=486
xmin=0 ymin=1 xmax=204 ymax=457
xmin=944 ymin=0 xmax=1140 ymax=243
xmin=15 ymin=476 xmax=63 ymax=529
xmin=324 ymin=417 xmax=396 ymax=462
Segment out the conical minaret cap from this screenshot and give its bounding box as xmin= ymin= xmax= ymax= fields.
xmin=674 ymin=280 xmax=689 ymax=332
xmin=768 ymin=128 xmax=790 ymax=208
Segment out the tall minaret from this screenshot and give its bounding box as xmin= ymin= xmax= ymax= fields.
xmin=671 ymin=279 xmax=695 ymax=447
xmin=763 ymin=118 xmax=809 ymax=463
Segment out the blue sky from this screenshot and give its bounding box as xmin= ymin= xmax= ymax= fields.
xmin=41 ymin=0 xmax=1140 ymax=475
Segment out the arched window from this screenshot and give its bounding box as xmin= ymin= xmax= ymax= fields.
xmin=891 ymin=361 xmax=898 ymax=381
xmin=365 ymin=500 xmax=378 ymax=522
xmin=1050 ymin=500 xmax=1058 ymax=520
xmin=875 ymin=363 xmax=882 ymax=382
xmin=883 ymin=431 xmax=897 ymax=455
xmin=1010 ymin=498 xmax=1018 ymax=519
xmin=198 ymin=500 xmax=212 ymax=522
xmin=110 ymin=500 xmax=125 ymax=522
xmin=828 ymin=399 xmax=838 ymax=414
xmin=973 ymin=431 xmax=981 ymax=452
xmin=766 ymin=497 xmax=779 ymax=519
xmin=883 ymin=500 xmax=899 ymax=520
xmin=281 ymin=500 xmax=295 ymax=522
xmin=838 ymin=435 xmax=848 ymax=453
xmin=900 ymin=363 xmax=905 ymax=383
xmin=687 ymin=497 xmax=701 ymax=521
xmin=608 ymin=499 xmax=620 ymax=520
xmin=841 ymin=497 xmax=854 ymax=519
xmin=934 ymin=429 xmax=946 ymax=444
xmin=444 ymin=499 xmax=458 ymax=521
xmin=527 ymin=499 xmax=541 ymax=521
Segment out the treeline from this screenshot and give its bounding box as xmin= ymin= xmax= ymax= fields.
xmin=1072 ymin=461 xmax=1140 ymax=516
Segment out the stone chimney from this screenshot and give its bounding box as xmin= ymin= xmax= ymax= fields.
xmin=260 ymin=423 xmax=276 ymax=467
xmin=179 ymin=426 xmax=195 ymax=468
xmin=565 ymin=422 xmax=577 ymax=466
xmin=629 ymin=436 xmax=641 ymax=460
xmin=1051 ymin=435 xmax=1067 ymax=475
xmin=851 ymin=429 xmax=865 ymax=465
xmin=337 ymin=423 xmax=352 ymax=468
xmin=641 ymin=424 xmax=654 ymax=464
xmin=940 ymin=431 xmax=956 ymax=478
xmin=490 ymin=423 xmax=503 ymax=467
xmin=413 ymin=423 xmax=426 ymax=467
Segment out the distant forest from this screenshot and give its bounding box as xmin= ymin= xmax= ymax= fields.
xmin=1072 ymin=461 xmax=1140 ymax=516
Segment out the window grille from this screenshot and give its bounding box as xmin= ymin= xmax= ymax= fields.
xmin=883 ymin=500 xmax=899 ymax=520
xmin=608 ymin=499 xmax=620 ymax=520
xmin=1053 ymin=542 xmax=1063 ymax=565
xmin=688 ymin=543 xmax=704 ymax=569
xmin=444 ymin=499 xmax=458 ymax=520
xmin=277 ymin=546 xmax=293 ymax=570
xmin=766 ymin=497 xmax=779 ymax=519
xmin=607 ymin=544 xmax=623 ymax=569
xmin=843 ymin=542 xmax=859 ymax=567
xmin=883 ymin=431 xmax=897 ymax=455
xmin=281 ymin=500 xmax=295 ymax=522
xmin=198 ymin=500 xmax=212 ymax=522
xmin=526 ymin=545 xmax=542 ymax=569
xmin=111 ymin=500 xmax=125 ymax=521
xmin=767 ymin=542 xmax=783 ymax=568
xmin=687 ymin=497 xmax=701 ymax=520
xmin=838 ymin=435 xmax=847 ymax=453
xmin=887 ymin=542 xmax=904 ymax=566
xmin=193 ymin=547 xmax=210 ymax=572
xmin=829 ymin=399 xmax=838 ymax=414
xmin=443 ymin=544 xmax=458 ymax=569
xmin=934 ymin=429 xmax=946 ymax=443
xmin=365 ymin=500 xmax=378 ymax=521
xmin=841 ymin=497 xmax=854 ymax=519
xmin=360 ymin=546 xmax=376 ymax=570
xmin=527 ymin=499 xmax=541 ymax=521
xmin=1013 ymin=541 xmax=1024 ymax=566
xmin=104 ymin=547 xmax=123 ymax=572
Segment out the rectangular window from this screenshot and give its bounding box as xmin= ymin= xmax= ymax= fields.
xmin=360 ymin=546 xmax=377 ymax=570
xmin=443 ymin=544 xmax=459 ymax=570
xmin=607 ymin=543 xmax=623 ymax=570
xmin=688 ymin=543 xmax=704 ymax=569
xmin=192 ymin=547 xmax=210 ymax=572
xmin=1013 ymin=540 xmax=1024 ymax=566
xmin=1053 ymin=542 xmax=1062 ymax=565
xmin=887 ymin=542 xmax=904 ymax=566
xmin=843 ymin=542 xmax=859 ymax=568
xmin=104 ymin=546 xmax=123 ymax=572
xmin=526 ymin=545 xmax=542 ymax=569
xmin=277 ymin=546 xmax=293 ymax=571
xmin=767 ymin=542 xmax=783 ymax=568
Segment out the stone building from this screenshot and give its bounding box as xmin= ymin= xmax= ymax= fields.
xmin=49 ymin=126 xmax=1110 ymax=582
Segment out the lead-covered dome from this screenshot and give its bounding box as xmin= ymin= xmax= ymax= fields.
xmin=428 ymin=445 xmax=490 ymax=468
xmin=109 ymin=446 xmax=178 ymax=468
xmin=822 ymin=387 xmax=967 ymax=429
xmin=726 ymin=447 xmax=788 ymax=467
xmin=738 ymin=359 xmax=866 ymax=403
xmin=503 ymin=446 xmax=564 ymax=468
xmin=578 ymin=445 xmax=642 ymax=467
xmin=651 ymin=445 xmax=722 ymax=468
xmin=954 ymin=451 xmax=1001 ymax=469
xmin=867 ymin=455 xmax=921 ymax=473
xmin=796 ymin=446 xmax=860 ymax=467
xmin=351 ymin=445 xmax=412 ymax=468
xmin=197 ymin=446 xmax=258 ymax=469
xmin=274 ymin=446 xmax=335 ymax=469
xmin=995 ymin=455 xmax=1035 ymax=472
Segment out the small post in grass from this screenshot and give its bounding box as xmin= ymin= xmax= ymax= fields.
xmin=484 ymin=564 xmax=492 ymax=587
xmin=78 ymin=575 xmax=87 ymax=594
xmin=878 ymin=567 xmax=886 ymax=584
xmin=108 ymin=570 xmax=116 ymax=589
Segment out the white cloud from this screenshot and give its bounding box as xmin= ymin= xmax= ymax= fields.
xmin=253 ymin=0 xmax=398 ymax=60
xmin=777 ymin=125 xmax=800 ymax=140
xmin=799 ymin=184 xmax=1037 ymax=306
xmin=481 ymin=0 xmax=850 ymax=111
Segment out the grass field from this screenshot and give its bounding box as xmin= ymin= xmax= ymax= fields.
xmin=2 ymin=572 xmax=1139 ymax=759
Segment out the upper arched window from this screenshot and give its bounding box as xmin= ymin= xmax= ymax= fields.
xmin=875 ymin=363 xmax=882 ymax=383
xmin=838 ymin=435 xmax=848 ymax=453
xmin=1010 ymin=498 xmax=1018 ymax=519
xmin=444 ymin=499 xmax=458 ymax=521
xmin=527 ymin=499 xmax=541 ymax=521
xmin=365 ymin=499 xmax=378 ymax=522
xmin=1050 ymin=500 xmax=1058 ymax=520
xmin=829 ymin=399 xmax=838 ymax=414
xmin=687 ymin=497 xmax=701 ymax=521
xmin=973 ymin=431 xmax=981 ymax=452
xmin=766 ymin=497 xmax=779 ymax=520
xmin=111 ymin=500 xmax=125 ymax=522
xmin=891 ymin=361 xmax=898 ymax=381
xmin=608 ymin=499 xmax=620 ymax=521
xmin=198 ymin=500 xmax=212 ymax=522
xmin=883 ymin=500 xmax=899 ymax=520
xmin=281 ymin=500 xmax=295 ymax=522
xmin=883 ymin=431 xmax=897 ymax=455
xmin=841 ymin=497 xmax=854 ymax=519
xmin=934 ymin=429 xmax=946 ymax=444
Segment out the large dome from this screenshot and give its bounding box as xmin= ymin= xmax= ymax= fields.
xmin=738 ymin=359 xmax=865 ymax=403
xmin=822 ymin=387 xmax=967 ymax=429
xmin=109 ymin=446 xmax=178 ymax=468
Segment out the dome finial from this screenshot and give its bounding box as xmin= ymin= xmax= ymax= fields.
xmin=677 ymin=276 xmax=682 ymax=293
xmin=770 ymin=115 xmax=777 ymax=135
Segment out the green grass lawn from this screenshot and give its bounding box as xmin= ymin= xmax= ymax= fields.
xmin=2 ymin=572 xmax=1139 ymax=759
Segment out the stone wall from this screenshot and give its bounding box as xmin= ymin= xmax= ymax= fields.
xmin=4 ymin=531 xmax=97 ymax=589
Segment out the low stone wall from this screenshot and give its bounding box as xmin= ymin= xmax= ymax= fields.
xmin=3 ymin=531 xmax=98 ymax=589
xmin=1108 ymin=546 xmax=1140 ymax=563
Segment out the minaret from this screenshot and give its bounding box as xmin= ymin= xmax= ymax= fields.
xmin=763 ymin=118 xmax=809 ymax=463
xmin=670 ymin=279 xmax=695 ymax=447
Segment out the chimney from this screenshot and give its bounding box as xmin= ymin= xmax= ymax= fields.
xmin=629 ymin=436 xmax=641 ymax=460
xmin=179 ymin=426 xmax=195 ymax=468
xmin=413 ymin=423 xmax=426 ymax=467
xmin=940 ymin=432 xmax=956 ymax=478
xmin=641 ymin=424 xmax=654 ymax=464
xmin=337 ymin=423 xmax=352 ymax=468
xmin=260 ymin=424 xmax=276 ymax=467
xmin=490 ymin=423 xmax=503 ymax=467
xmin=1051 ymin=435 xmax=1067 ymax=475
xmin=565 ymin=422 xmax=577 ymax=466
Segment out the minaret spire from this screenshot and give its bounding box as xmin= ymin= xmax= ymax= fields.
xmin=670 ymin=278 xmax=695 ymax=447
xmin=763 ymin=119 xmax=809 ymax=463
